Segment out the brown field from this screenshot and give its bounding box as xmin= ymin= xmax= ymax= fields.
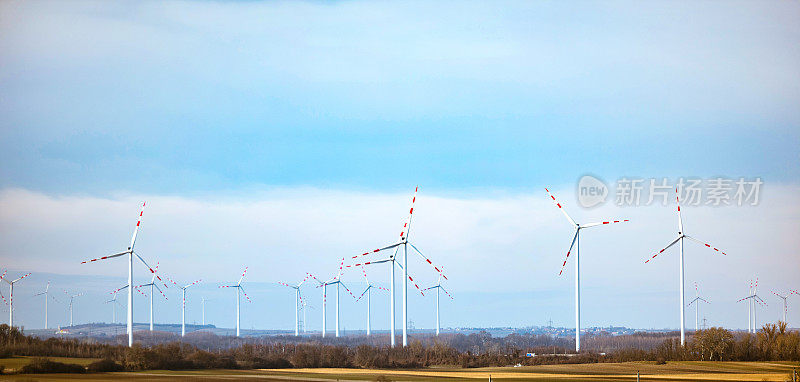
xmin=0 ymin=360 xmax=797 ymax=381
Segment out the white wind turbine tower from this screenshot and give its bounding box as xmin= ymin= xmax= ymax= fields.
xmin=300 ymin=299 xmax=313 ymax=333
xmin=421 ymin=272 xmax=453 ymax=336
xmin=737 ymin=280 xmax=754 ymax=332
xmin=81 ymin=202 xmax=159 ymax=347
xmin=167 ymin=277 xmax=201 ymax=337
xmin=278 ymin=275 xmax=311 ymax=336
xmin=33 ymin=281 xmax=59 ymax=329
xmin=201 ymin=297 xmax=209 ymax=326
xmin=64 ymin=291 xmax=83 ymax=327
xmin=645 ymin=187 xmax=728 ymax=346
xmin=346 ymin=187 xmax=444 ymax=347
xmin=134 ymin=262 xmax=169 ymax=331
xmin=545 ymin=188 xmax=628 ymax=352
xmin=0 ymin=271 xmax=31 ymax=328
xmin=220 ymin=267 xmax=251 ymax=337
xmin=355 ymin=265 xmax=388 ymax=336
xmin=771 ymin=289 xmax=795 ymax=325
xmin=308 ymin=259 xmax=358 ymax=338
xmin=686 ymin=282 xmax=710 ymax=332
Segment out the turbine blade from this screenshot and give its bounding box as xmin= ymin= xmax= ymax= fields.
xmin=545 ymin=188 xmax=577 ymax=227
xmin=558 ymin=228 xmax=579 ymax=276
xmin=154 ymin=283 xmax=168 ymax=300
xmin=339 ymin=282 xmax=358 ymax=300
xmin=581 ymin=219 xmax=629 ymax=228
xmin=128 ymin=201 xmax=146 ymax=251
xmin=150 ymin=262 xmax=160 ymax=283
xmin=134 ymin=286 xmax=147 ymax=297
xmin=360 ymin=265 xmax=370 ymax=285
xmin=0 ymin=290 xmax=7 ymax=306
xmin=440 ymin=286 xmax=454 ymax=300
xmin=399 ymin=186 xmax=419 ymax=241
xmin=407 ymin=274 xmax=425 ymax=296
xmin=344 ymin=258 xmax=394 ymax=268
xmin=350 ymin=242 xmax=403 ymax=260
xmin=165 ymin=275 xmax=179 ymax=286
xmin=699 ymin=297 xmax=710 ymax=304
xmin=644 ymin=236 xmax=682 ymax=263
xmin=81 ymin=250 xmax=129 ymax=264
xmin=305 ymin=273 xmax=325 ymax=286
xmin=297 ymin=277 xmax=308 ymax=288
xmin=356 ymin=287 xmax=369 ymax=302
xmin=133 ymin=252 xmax=158 ymax=276
xmin=239 ymin=286 xmax=252 ymax=302
xmin=183 ymin=279 xmax=201 ymax=289
xmin=408 ymin=243 xmax=448 ymax=280
xmin=675 ymin=187 xmax=684 ymax=233
xmin=238 ymin=266 xmax=249 ymax=285
xmin=336 ymin=257 xmax=345 ymax=280
xmin=684 ymin=235 xmax=728 ymax=256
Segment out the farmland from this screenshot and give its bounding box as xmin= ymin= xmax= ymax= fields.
xmin=0 ymin=361 xmax=798 ymax=381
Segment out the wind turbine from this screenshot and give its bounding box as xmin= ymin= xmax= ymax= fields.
xmin=644 ymin=187 xmax=728 ymax=346
xmin=167 ymin=277 xmax=201 ymax=337
xmin=545 ymin=188 xmax=628 ymax=352
xmin=108 ymin=284 xmax=146 ymax=333
xmin=308 ymin=259 xmax=358 ymax=338
xmin=80 ymin=202 xmax=159 ymax=347
xmin=64 ymin=291 xmax=83 ymax=327
xmin=220 ymin=267 xmax=251 ymax=337
xmin=0 ymin=271 xmax=31 ymax=327
xmin=346 ymin=187 xmax=443 ymax=347
xmin=105 ymin=289 xmax=124 ymax=324
xmin=421 ymin=272 xmax=453 ymax=336
xmin=771 ymin=289 xmax=793 ymax=324
xmin=737 ymin=278 xmax=766 ymax=333
xmin=686 ymin=282 xmax=709 ymax=332
xmin=134 ymin=262 xmax=169 ymax=331
xmin=33 ymin=281 xmax=59 ymax=329
xmin=278 ymin=275 xmax=311 ymax=336
xmin=355 ymin=265 xmax=388 ymax=336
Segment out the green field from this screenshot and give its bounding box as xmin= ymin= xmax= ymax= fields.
xmin=0 ymin=360 xmax=797 ymax=381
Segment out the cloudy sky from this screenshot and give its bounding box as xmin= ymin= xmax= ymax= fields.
xmin=0 ymin=0 xmax=798 ymax=333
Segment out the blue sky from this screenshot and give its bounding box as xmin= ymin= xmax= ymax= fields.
xmin=0 ymin=1 xmax=799 ymax=333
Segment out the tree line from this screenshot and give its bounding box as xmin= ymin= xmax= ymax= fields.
xmin=1 ymin=323 xmax=798 ymax=373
